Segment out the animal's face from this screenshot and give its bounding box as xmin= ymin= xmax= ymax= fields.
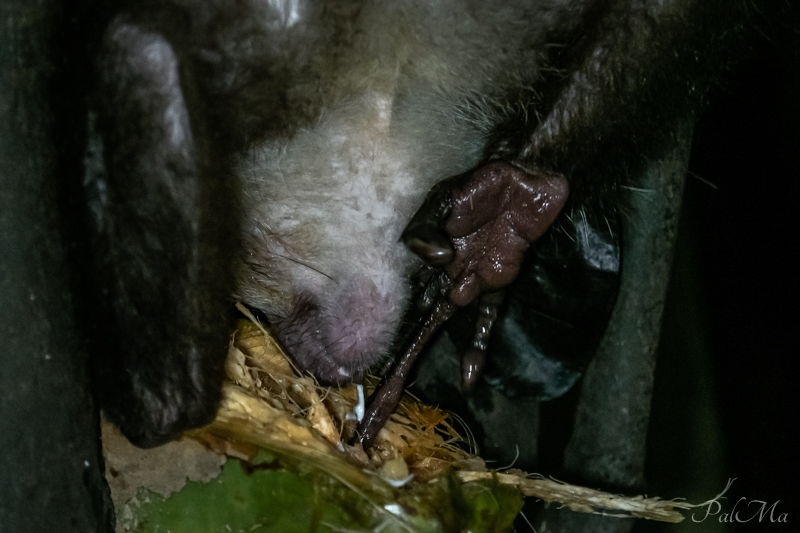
xmin=235 ymin=93 xmax=430 ymax=383
xmin=227 ymin=0 xmax=570 ymax=383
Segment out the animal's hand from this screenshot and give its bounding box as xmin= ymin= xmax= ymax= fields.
xmin=403 ymin=161 xmax=569 ymax=390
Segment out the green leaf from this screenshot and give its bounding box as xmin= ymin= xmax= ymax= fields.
xmin=118 ymin=456 xmax=523 ymax=533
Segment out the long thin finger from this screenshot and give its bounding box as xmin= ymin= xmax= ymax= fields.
xmin=354 ymin=297 xmax=457 ymax=448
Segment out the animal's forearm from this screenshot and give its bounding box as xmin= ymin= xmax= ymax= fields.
xmin=495 ymin=0 xmax=745 ymax=178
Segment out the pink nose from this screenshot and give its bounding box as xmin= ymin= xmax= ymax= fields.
xmin=274 ymin=284 xmax=399 ymax=384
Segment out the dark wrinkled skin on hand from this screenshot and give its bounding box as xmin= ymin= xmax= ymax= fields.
xmin=354 ymin=161 xmax=568 ymax=447
xmin=439 ymin=161 xmax=569 ymax=306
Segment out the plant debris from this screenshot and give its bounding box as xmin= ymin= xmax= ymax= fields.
xmin=176 ymin=306 xmax=697 ymax=524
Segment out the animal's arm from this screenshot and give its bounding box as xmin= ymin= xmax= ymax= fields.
xmin=500 ymin=0 xmax=742 ymax=177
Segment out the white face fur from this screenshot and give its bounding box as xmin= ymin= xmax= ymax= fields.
xmin=230 ymin=0 xmax=571 ymax=383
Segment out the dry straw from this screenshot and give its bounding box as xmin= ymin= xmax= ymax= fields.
xmin=185 ymin=304 xmax=704 ymax=524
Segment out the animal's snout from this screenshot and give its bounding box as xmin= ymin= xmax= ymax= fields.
xmin=273 ymin=277 xmax=404 ymax=384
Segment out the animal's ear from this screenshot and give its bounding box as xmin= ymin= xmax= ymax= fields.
xmin=86 ymin=14 xmax=238 ymax=448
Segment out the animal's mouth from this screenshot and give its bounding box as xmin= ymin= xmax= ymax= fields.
xmin=276 ymin=330 xmax=362 ymax=385
xmin=272 ymin=290 xmax=397 ymax=385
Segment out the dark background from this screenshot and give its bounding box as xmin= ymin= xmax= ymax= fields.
xmin=1 ymin=1 xmax=795 ymax=531
xmin=642 ymin=3 xmax=799 ymax=532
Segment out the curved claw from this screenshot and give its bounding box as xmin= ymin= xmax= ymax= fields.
xmin=405 ymin=236 xmax=454 ymax=266
xmin=402 ymin=175 xmax=460 ymax=267
xmin=460 ymin=348 xmax=486 ymax=394
xmin=461 ymin=289 xmax=505 ymax=393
